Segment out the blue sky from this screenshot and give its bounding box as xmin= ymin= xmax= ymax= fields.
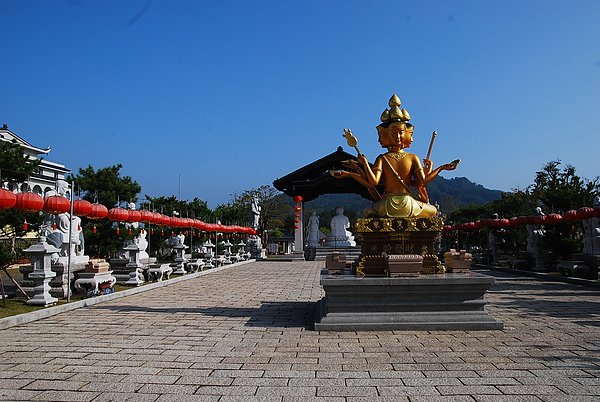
xmin=2 ymin=0 xmax=599 ymax=207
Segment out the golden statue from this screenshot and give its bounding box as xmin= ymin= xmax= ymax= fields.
xmin=331 ymin=94 xmax=459 ymax=219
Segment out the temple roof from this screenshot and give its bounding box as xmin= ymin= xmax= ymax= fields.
xmin=272 ymin=146 xmax=380 ymax=202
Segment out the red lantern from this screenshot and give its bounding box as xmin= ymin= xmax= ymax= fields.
xmin=497 ymin=218 xmax=510 ymax=228
xmin=73 ymin=199 xmax=93 ymax=216
xmin=127 ymin=210 xmax=141 ymax=223
xmin=562 ymin=210 xmax=579 ymax=221
xmin=108 ymin=207 xmax=129 ymax=222
xmin=22 ymin=219 xmax=28 ymax=231
xmin=293 ymin=195 xmax=303 ymax=203
xmin=576 ymin=207 xmax=594 ymax=220
xmin=0 ymin=189 xmax=16 ymax=209
xmin=92 ymin=225 xmax=97 ymax=234
xmin=545 ymin=213 xmax=563 ymax=224
xmin=88 ymin=203 xmax=109 ymax=220
xmin=508 ymin=217 xmax=519 ymax=227
xmin=14 ymin=192 xmax=44 ymax=212
xmin=139 ymin=210 xmax=155 ymax=223
xmin=43 ymin=195 xmax=70 ymax=214
xmin=116 ymin=227 xmax=120 ymax=235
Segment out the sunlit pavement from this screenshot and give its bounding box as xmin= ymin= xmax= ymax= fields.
xmin=1 ymin=260 xmax=599 ymax=401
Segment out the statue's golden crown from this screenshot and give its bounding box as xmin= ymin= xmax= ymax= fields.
xmin=380 ymin=94 xmax=411 ymax=123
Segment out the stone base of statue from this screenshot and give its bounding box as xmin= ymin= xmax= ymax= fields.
xmin=315 ymin=269 xmax=503 ymax=331
xmin=20 ymin=259 xmax=88 ymax=299
xmin=74 ymin=259 xmax=116 ymax=297
xmin=354 ymin=217 xmax=444 ymax=276
xmin=324 ymin=236 xmax=356 ymax=247
xmin=148 ymin=263 xmax=173 ymax=281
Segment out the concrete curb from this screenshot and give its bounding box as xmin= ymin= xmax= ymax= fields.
xmin=0 ymin=259 xmax=255 ymax=330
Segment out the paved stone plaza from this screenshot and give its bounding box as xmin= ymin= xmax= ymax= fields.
xmin=1 ymin=261 xmax=599 ymax=401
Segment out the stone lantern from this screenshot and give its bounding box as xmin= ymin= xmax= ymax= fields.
xmin=123 ymin=242 xmax=144 ymax=286
xmin=170 ymin=241 xmax=187 ymax=274
xmin=222 ymin=239 xmax=233 ymax=265
xmin=202 ymin=239 xmax=215 ymax=269
xmin=23 ymin=237 xmax=60 ymax=306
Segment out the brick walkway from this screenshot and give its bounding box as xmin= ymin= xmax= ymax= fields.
xmin=1 ymin=261 xmax=599 ymax=401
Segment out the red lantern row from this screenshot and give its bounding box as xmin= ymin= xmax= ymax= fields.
xmin=0 ymin=190 xmax=257 ymax=235
xmin=444 ymin=206 xmax=600 ymax=232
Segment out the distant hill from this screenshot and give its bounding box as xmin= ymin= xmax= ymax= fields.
xmin=302 ymin=176 xmax=503 ymax=216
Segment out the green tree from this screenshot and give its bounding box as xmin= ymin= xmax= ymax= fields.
xmin=223 ymin=185 xmax=292 ymax=243
xmin=141 ymin=195 xmax=215 ymax=256
xmin=531 ymin=160 xmax=598 ymax=212
xmin=71 ymin=164 xmax=141 ymax=257
xmin=0 ymin=140 xmax=42 ymax=267
xmin=447 ymin=160 xmax=599 ymax=260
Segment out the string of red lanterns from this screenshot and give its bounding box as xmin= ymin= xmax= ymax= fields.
xmin=443 ymin=206 xmax=600 ymax=233
xmin=0 ymin=191 xmax=258 ymax=235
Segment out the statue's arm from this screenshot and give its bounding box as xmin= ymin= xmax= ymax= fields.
xmin=422 ymin=160 xmax=459 ymax=185
xmin=330 ymin=170 xmax=373 ymax=188
xmin=358 ymin=154 xmax=382 ymax=187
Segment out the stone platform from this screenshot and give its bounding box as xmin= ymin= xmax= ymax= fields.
xmin=315 ymin=270 xmax=503 ymax=331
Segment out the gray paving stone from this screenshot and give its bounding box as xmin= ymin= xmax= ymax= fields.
xmin=91 ymin=392 xmax=161 ymax=402
xmin=1 ymin=262 xmax=599 ymax=401
xmin=31 ymin=390 xmax=100 ymax=401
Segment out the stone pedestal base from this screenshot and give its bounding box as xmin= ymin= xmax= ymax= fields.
xmin=148 ymin=264 xmax=173 ymax=281
xmin=444 ymin=249 xmax=473 ymax=273
xmin=315 ymin=270 xmax=503 ymax=331
xmin=74 ymin=260 xmax=116 ymax=296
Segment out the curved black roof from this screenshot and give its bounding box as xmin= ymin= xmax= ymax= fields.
xmin=272 ymin=146 xmax=380 ymax=202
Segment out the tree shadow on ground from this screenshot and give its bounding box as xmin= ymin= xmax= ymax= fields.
xmin=91 ymin=301 xmax=317 ymax=329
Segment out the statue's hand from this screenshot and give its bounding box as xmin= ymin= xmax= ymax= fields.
xmin=341 ymin=159 xmax=359 ymax=171
xmin=330 ymin=170 xmax=350 ymax=178
xmin=423 ymin=159 xmax=433 ymax=174
xmin=357 ymin=154 xmax=369 ymax=166
xmin=443 ymin=159 xmax=461 ymax=171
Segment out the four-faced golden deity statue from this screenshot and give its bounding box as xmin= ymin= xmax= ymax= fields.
xmin=331 ymin=94 xmax=460 ymax=219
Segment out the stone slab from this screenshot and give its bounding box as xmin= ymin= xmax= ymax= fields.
xmin=315 ymin=270 xmax=503 ymax=331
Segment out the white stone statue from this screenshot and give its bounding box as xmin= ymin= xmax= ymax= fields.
xmin=251 ymin=196 xmax=261 ymax=230
xmin=324 ymin=207 xmax=356 ymax=247
xmin=305 ymin=211 xmax=325 ymax=247
xmin=137 ymin=229 xmax=149 ymax=260
xmin=583 ymin=196 xmax=600 ymax=255
xmin=526 ymin=207 xmax=546 ymax=270
xmin=41 ymin=180 xmax=85 ymax=259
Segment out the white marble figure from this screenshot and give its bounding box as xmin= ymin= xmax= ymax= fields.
xmin=137 ymin=230 xmax=149 ymax=260
xmin=583 ymin=196 xmax=600 ymax=256
xmin=251 ymin=196 xmax=261 ymax=230
xmin=324 ymin=207 xmax=356 ymax=247
xmin=305 ymin=211 xmax=325 ymax=248
xmin=41 ymin=180 xmax=85 ymax=260
xmin=526 ymin=207 xmax=546 ymax=270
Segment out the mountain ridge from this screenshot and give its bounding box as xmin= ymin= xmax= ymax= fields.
xmin=302 ymin=176 xmax=503 ymax=216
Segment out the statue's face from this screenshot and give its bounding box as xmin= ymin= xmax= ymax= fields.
xmin=388 ymin=123 xmax=412 ymax=148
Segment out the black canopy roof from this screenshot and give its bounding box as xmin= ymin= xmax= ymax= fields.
xmin=272 ymin=146 xmax=379 ymax=202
